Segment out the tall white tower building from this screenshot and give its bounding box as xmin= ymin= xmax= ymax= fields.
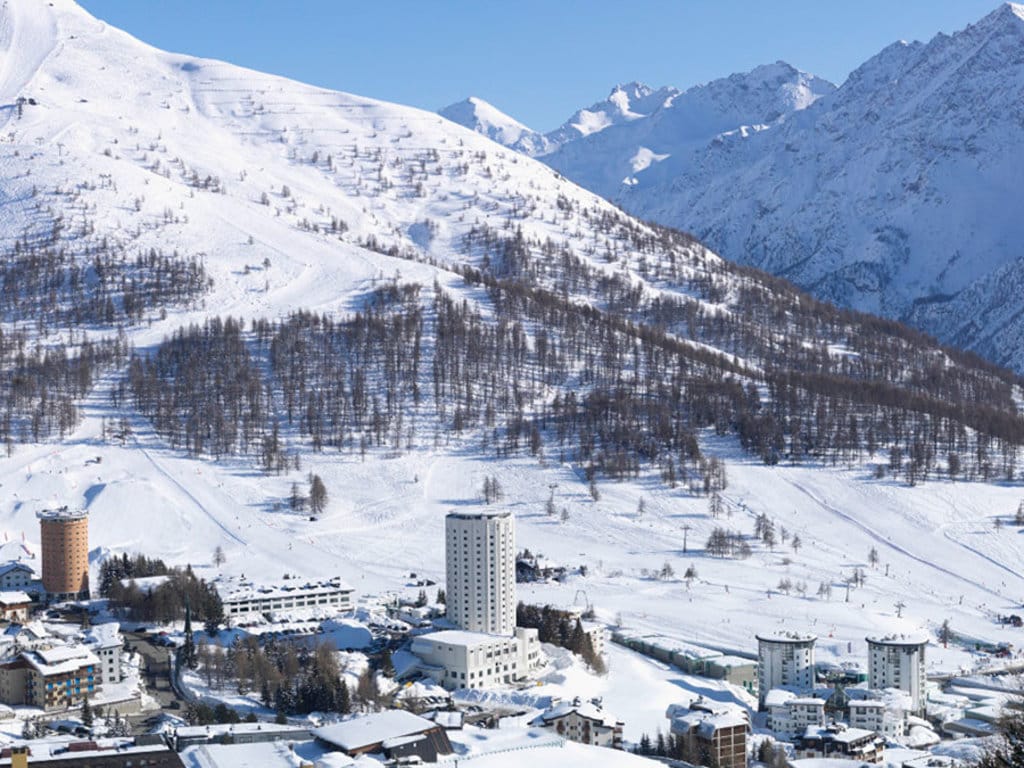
xmin=756 ymin=632 xmax=817 ymax=710
xmin=446 ymin=509 xmax=515 ymax=636
xmin=866 ymin=634 xmax=928 ymax=715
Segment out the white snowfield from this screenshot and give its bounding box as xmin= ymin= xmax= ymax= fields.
xmin=0 ymin=0 xmax=1022 ymax=745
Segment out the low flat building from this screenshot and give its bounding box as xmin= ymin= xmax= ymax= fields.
xmin=706 ymin=654 xmax=758 ymax=694
xmin=313 ymin=710 xmax=452 ymax=761
xmin=532 ymin=697 xmax=623 ymax=749
xmin=794 ymin=723 xmax=885 ymax=763
xmin=0 ymin=741 xmax=183 ymax=767
xmin=172 ymin=722 xmax=312 ymax=751
xmin=215 ymin=576 xmax=354 ymax=618
xmin=410 ymin=628 xmax=540 ymax=690
xmin=0 ymin=593 xmax=31 ymax=623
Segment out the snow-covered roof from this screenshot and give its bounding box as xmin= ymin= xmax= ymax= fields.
xmin=413 ymin=630 xmax=514 ymax=648
xmin=446 ymin=508 xmax=512 ymax=520
xmin=712 ymin=654 xmax=756 ymax=667
xmin=0 ymin=741 xmax=171 ymax=765
xmin=0 ymin=561 xmax=34 ymax=577
xmin=0 ymin=591 xmax=31 ymax=605
xmin=36 ymin=507 xmax=88 ymax=521
xmin=175 ymin=722 xmax=310 ymax=739
xmin=673 ymin=709 xmax=748 ymax=735
xmin=313 ymin=711 xmax=438 ymax=751
xmin=789 ymin=697 xmax=826 ymax=706
xmin=535 ymin=698 xmax=620 ymax=728
xmin=23 ymin=645 xmax=100 ymax=675
xmin=848 ymin=699 xmax=885 ymax=709
xmin=618 ymin=632 xmax=723 ymax=659
xmin=181 ymin=741 xmax=327 ymax=768
xmin=423 ymin=710 xmax=463 ymax=729
xmin=84 ymin=622 xmax=121 ymax=649
xmin=757 ymin=631 xmax=817 ymax=644
xmin=765 ymin=689 xmax=796 ymax=707
xmin=802 ymin=724 xmax=878 ymax=744
xmin=866 ymin=632 xmax=929 ymax=646
xmin=215 ymin=576 xmax=353 ymax=603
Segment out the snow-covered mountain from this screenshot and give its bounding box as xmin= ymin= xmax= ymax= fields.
xmin=622 ymin=3 xmax=1024 ymax=370
xmin=438 ymin=96 xmax=548 ymax=154
xmin=441 ymin=65 xmax=832 ymax=194
xmin=453 ymin=5 xmax=1024 ymax=371
xmin=440 ymin=81 xmax=687 ymax=159
xmin=2 ymin=0 xmax=1024 ymax=741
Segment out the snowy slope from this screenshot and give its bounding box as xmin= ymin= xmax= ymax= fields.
xmin=0 ymin=0 xmax=1023 ymax=744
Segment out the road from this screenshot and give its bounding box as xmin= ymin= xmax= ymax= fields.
xmin=123 ymin=632 xmax=188 ymax=733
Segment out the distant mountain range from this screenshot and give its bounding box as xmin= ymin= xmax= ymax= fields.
xmin=441 ymin=3 xmax=1024 ymax=371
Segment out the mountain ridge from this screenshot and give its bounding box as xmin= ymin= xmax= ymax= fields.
xmin=442 ymin=3 xmax=1024 ymax=371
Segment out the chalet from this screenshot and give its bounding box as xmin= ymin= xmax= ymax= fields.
xmin=0 ymin=593 xmax=31 ymax=623
xmin=313 ymin=711 xmax=452 ymax=762
xmin=0 ymin=563 xmax=34 ymax=591
xmin=667 ymin=699 xmax=749 ymax=768
xmin=794 ymin=723 xmax=885 ymax=763
xmin=532 ymin=697 xmax=623 ymax=749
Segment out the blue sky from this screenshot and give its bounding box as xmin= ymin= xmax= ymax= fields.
xmin=79 ymin=0 xmax=1001 ymax=131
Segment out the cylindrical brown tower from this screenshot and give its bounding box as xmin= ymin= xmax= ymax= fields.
xmin=37 ymin=508 xmax=89 ymax=601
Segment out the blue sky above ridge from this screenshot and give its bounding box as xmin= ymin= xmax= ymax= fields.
xmin=80 ymin=0 xmax=1002 ymax=131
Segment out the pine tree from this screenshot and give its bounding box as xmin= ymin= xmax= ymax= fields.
xmin=183 ymin=599 xmax=197 ymax=669
xmin=336 ymin=678 xmax=352 ymax=714
xmin=309 ymin=474 xmax=327 ymax=515
xmin=81 ymin=696 xmax=94 ymax=729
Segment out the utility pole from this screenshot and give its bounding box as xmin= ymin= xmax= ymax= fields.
xmin=681 ymin=524 xmax=691 ymax=553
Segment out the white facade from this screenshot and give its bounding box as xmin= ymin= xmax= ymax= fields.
xmin=0 ymin=592 xmax=31 ymax=623
xmin=848 ymin=699 xmax=906 ymax=741
xmin=84 ymin=623 xmax=123 ymax=683
xmin=766 ymin=692 xmax=826 ymax=739
xmin=866 ymin=635 xmax=927 ymax=715
xmin=411 ymin=628 xmax=539 ymax=690
xmin=756 ymin=633 xmax=816 ymax=709
xmin=216 ymin=577 xmax=354 ymax=617
xmin=533 ymin=697 xmax=623 ymax=748
xmin=445 ymin=510 xmax=515 ymax=636
xmin=0 ymin=563 xmax=34 ymax=591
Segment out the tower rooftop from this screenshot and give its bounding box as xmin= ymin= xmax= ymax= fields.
xmin=446 ymin=508 xmax=512 ymax=520
xmin=756 ymin=632 xmax=817 ymax=644
xmin=866 ymin=632 xmax=930 ymax=646
xmin=36 ymin=507 xmax=88 ymax=521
